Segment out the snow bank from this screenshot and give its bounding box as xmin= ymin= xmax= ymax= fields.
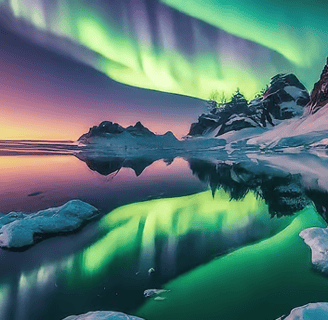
xmin=0 ymin=200 xmax=98 ymax=248
xmin=248 ymin=102 xmax=328 ymax=148
xmin=62 ymin=311 xmax=144 ymax=320
xmin=276 ymin=303 xmax=328 ymax=320
xmin=300 ymin=227 xmax=328 ymax=274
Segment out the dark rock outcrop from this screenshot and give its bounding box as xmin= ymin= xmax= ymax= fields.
xmin=126 ymin=121 xmax=155 ymax=137
xmin=188 ymin=74 xmax=309 ymax=137
xmin=306 ymin=57 xmax=328 ymax=115
xmin=188 ymin=91 xmax=258 ymax=136
xmin=78 ymin=121 xmax=125 ymax=143
xmin=261 ymin=73 xmax=309 ymax=119
xmin=78 ymin=121 xmax=167 ymax=143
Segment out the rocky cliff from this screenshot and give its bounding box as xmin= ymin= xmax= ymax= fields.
xmin=188 ymin=74 xmax=309 ymax=137
xmin=78 ymin=121 xmax=159 ymax=144
xmin=306 ymin=57 xmax=328 ymax=115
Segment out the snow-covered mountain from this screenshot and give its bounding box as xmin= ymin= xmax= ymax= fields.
xmin=78 ymin=121 xmax=179 ymax=148
xmin=248 ymin=58 xmax=328 ymax=149
xmin=187 ymin=73 xmax=309 ymax=138
xmin=78 ymin=120 xmax=226 ymax=157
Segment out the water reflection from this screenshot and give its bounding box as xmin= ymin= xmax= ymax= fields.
xmin=2 ymin=142 xmax=328 ymax=319
xmin=137 ymin=205 xmax=328 ymax=320
xmin=188 ymin=158 xmax=328 ymax=220
xmin=0 ymin=189 xmax=295 ymax=319
xmin=76 ymin=154 xmax=157 ymax=177
xmin=75 ymin=150 xmax=328 ymax=220
xmin=0 ymin=140 xmax=79 ymax=156
xmin=0 ymin=154 xmax=205 ymax=213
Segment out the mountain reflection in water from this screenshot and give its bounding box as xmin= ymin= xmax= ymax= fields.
xmin=77 ymin=151 xmax=328 ymax=221
xmin=1 ymin=142 xmax=328 ymax=319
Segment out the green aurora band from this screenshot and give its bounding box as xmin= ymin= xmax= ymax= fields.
xmin=1 ymin=0 xmax=324 ymax=101
xmin=82 ymin=190 xmax=293 ymax=275
xmin=160 ymin=0 xmax=327 ymax=68
xmin=136 ymin=205 xmax=328 ymax=320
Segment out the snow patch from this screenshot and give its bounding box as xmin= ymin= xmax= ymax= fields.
xmin=300 ymin=227 xmax=328 ymax=274
xmin=0 ymin=200 xmax=98 ymax=248
xmin=279 ymin=101 xmax=303 ymax=117
xmin=62 ymin=311 xmax=144 ymax=320
xmin=248 ymin=103 xmax=328 ymax=148
xmin=276 ymin=303 xmax=328 ymax=320
xmin=284 ymin=86 xmax=305 ymax=100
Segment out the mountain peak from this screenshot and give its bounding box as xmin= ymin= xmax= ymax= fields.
xmin=126 ymin=121 xmax=155 ymax=137
xmin=306 ymin=58 xmax=328 ymax=114
xmin=78 ymin=120 xmax=157 ymax=142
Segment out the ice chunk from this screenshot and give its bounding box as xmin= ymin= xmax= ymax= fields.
xmin=276 ymin=302 xmax=328 ymax=320
xmin=299 ymin=227 xmax=328 ymax=274
xmin=0 ymin=200 xmax=98 ymax=249
xmin=144 ymin=289 xmax=170 ymax=298
xmin=62 ymin=311 xmax=144 ymax=320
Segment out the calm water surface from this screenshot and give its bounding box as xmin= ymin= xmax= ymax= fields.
xmin=0 ymin=141 xmax=328 ymax=320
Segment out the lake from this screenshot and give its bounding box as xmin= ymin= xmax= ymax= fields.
xmin=1 ymin=141 xmax=328 ymax=320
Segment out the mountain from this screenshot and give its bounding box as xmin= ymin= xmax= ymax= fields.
xmin=188 ymin=73 xmax=309 ymax=138
xmin=78 ymin=121 xmax=157 ymax=143
xmin=248 ymin=58 xmax=328 ymax=149
xmin=78 ymin=120 xmax=227 ymax=158
xmin=77 ymin=121 xmax=186 ymax=158
xmin=306 ymin=57 xmax=328 ymax=115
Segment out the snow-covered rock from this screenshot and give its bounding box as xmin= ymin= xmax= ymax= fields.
xmin=276 ymin=302 xmax=328 ymax=320
xmin=0 ymin=200 xmax=98 ymax=248
xmin=188 ymin=91 xmax=260 ymax=137
xmin=306 ymin=57 xmax=328 ymax=115
xmin=299 ymin=227 xmax=328 ymax=274
xmin=262 ymin=73 xmax=309 ymax=119
xmin=188 ymin=73 xmax=309 ymax=138
xmin=248 ymin=58 xmax=328 ymax=149
xmin=247 ymin=106 xmax=328 ymax=149
xmin=79 ymin=121 xmax=171 ymax=145
xmin=78 ymin=120 xmax=227 ymax=160
xmin=78 ymin=121 xmax=183 ymax=156
xmin=62 ymin=311 xmax=144 ymax=320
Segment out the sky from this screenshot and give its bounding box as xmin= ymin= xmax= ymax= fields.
xmin=0 ymin=0 xmax=327 ymax=140
xmin=0 ymin=27 xmax=204 ymax=139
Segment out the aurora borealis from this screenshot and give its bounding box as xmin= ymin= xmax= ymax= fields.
xmin=160 ymin=0 xmax=327 ymax=69
xmin=0 ymin=0 xmax=327 ymax=139
xmin=0 ymin=0 xmax=285 ymax=98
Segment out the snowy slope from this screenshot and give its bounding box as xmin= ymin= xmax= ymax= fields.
xmin=248 ymin=102 xmax=328 ymax=148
